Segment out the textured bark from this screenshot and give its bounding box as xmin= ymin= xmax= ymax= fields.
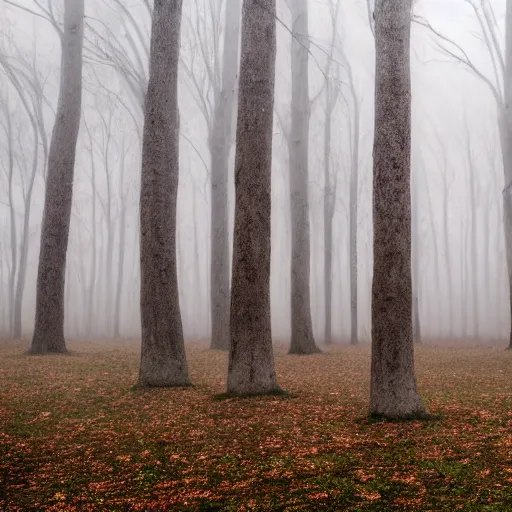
xmin=286 ymin=0 xmax=320 ymax=355
xmin=227 ymin=0 xmax=279 ymax=395
xmin=210 ymin=0 xmax=241 ymax=351
xmin=30 ymin=0 xmax=84 ymax=354
xmin=370 ymin=0 xmax=425 ymax=418
xmin=139 ymin=0 xmax=189 ymax=387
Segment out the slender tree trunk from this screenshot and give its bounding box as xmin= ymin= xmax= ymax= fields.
xmin=322 ymin=0 xmax=340 ymax=347
xmin=412 ymin=163 xmax=421 ymax=344
xmin=349 ymin=102 xmax=360 ymax=346
xmin=30 ymin=0 xmax=84 ymax=354
xmin=87 ymin=143 xmax=97 ymax=338
xmin=5 ymin=102 xmax=17 ymax=338
xmin=503 ymin=0 xmax=512 ymax=348
xmin=286 ymin=0 xmax=319 ymax=355
xmin=13 ymin=127 xmax=39 ymax=339
xmin=323 ymin=108 xmax=334 ymax=345
xmin=469 ymin=152 xmax=479 ymax=339
xmin=441 ymin=167 xmax=454 ymax=338
xmin=139 ymin=0 xmax=189 ymax=387
xmin=113 ymin=144 xmax=126 ymax=339
xmin=370 ymin=0 xmax=425 ymax=418
xmin=227 ymin=0 xmax=279 ymax=395
xmin=210 ymin=0 xmax=241 ymax=351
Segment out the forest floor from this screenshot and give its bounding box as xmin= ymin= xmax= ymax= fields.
xmin=0 ymin=340 xmax=511 ymax=511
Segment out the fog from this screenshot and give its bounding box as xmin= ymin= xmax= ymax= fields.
xmin=0 ymin=0 xmax=508 ymax=344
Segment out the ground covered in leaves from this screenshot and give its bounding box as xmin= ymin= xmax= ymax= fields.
xmin=0 ymin=339 xmax=511 ymax=511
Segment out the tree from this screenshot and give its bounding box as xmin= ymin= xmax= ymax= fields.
xmin=139 ymin=0 xmax=189 ymax=387
xmin=227 ymin=0 xmax=279 ymax=395
xmin=210 ymin=0 xmax=242 ymax=351
xmin=30 ymin=0 xmax=85 ymax=354
xmin=322 ymin=0 xmax=341 ymax=346
xmin=370 ymin=0 xmax=425 ymax=418
xmin=504 ymin=0 xmax=512 ymax=349
xmin=285 ymin=0 xmax=320 ymax=355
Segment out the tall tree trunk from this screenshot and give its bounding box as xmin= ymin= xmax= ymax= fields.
xmin=461 ymin=218 xmax=468 ymax=339
xmin=139 ymin=0 xmax=189 ymax=387
xmin=13 ymin=127 xmax=39 ymax=338
xmin=323 ymin=106 xmax=334 ymax=345
xmin=370 ymin=0 xmax=425 ymax=418
xmin=440 ymin=161 xmax=454 ymax=338
xmin=322 ymin=0 xmax=340 ymax=347
xmin=87 ymin=138 xmax=97 ymax=338
xmin=467 ymin=141 xmax=479 ymax=339
xmin=412 ymin=162 xmax=421 ymax=344
xmin=286 ymin=0 xmax=319 ymax=355
xmin=113 ymin=143 xmax=127 ymax=339
xmin=227 ymin=0 xmax=279 ymax=395
xmin=503 ymin=0 xmax=512 ymax=349
xmin=30 ymin=0 xmax=84 ymax=354
xmin=4 ymin=100 xmax=17 ymax=338
xmin=349 ymin=102 xmax=360 ymax=346
xmin=210 ymin=0 xmax=241 ymax=351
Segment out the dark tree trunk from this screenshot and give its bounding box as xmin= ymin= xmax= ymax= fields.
xmin=30 ymin=0 xmax=84 ymax=354
xmin=210 ymin=0 xmax=241 ymax=351
xmin=370 ymin=0 xmax=425 ymax=418
xmin=286 ymin=0 xmax=319 ymax=355
xmin=139 ymin=0 xmax=189 ymax=387
xmin=227 ymin=0 xmax=279 ymax=395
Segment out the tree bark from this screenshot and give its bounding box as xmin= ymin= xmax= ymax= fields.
xmin=227 ymin=0 xmax=279 ymax=395
xmin=210 ymin=0 xmax=241 ymax=351
xmin=370 ymin=0 xmax=425 ymax=418
xmin=30 ymin=0 xmax=84 ymax=354
xmin=139 ymin=0 xmax=189 ymax=387
xmin=286 ymin=0 xmax=320 ymax=355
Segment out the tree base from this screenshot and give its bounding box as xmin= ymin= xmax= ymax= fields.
xmin=28 ymin=341 xmax=68 ymax=355
xmin=288 ymin=341 xmax=322 ymax=355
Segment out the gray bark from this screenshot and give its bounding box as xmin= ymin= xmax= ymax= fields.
xmin=349 ymin=100 xmax=360 ymax=346
xmin=227 ymin=0 xmax=279 ymax=395
xmin=114 ymin=141 xmax=127 ymax=339
xmin=210 ymin=0 xmax=241 ymax=351
xmin=30 ymin=0 xmax=84 ymax=354
xmin=504 ymin=0 xmax=512 ymax=349
xmin=412 ymin=163 xmax=421 ymax=344
xmin=323 ymin=101 xmax=334 ymax=345
xmin=139 ymin=0 xmax=189 ymax=387
xmin=323 ymin=0 xmax=340 ymax=347
xmin=466 ymin=133 xmax=479 ymax=339
xmin=85 ymin=124 xmax=97 ymax=337
xmin=286 ymin=0 xmax=319 ymax=355
xmin=370 ymin=0 xmax=425 ymax=418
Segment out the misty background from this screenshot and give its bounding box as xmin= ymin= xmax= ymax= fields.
xmin=0 ymin=0 xmax=506 ymax=343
